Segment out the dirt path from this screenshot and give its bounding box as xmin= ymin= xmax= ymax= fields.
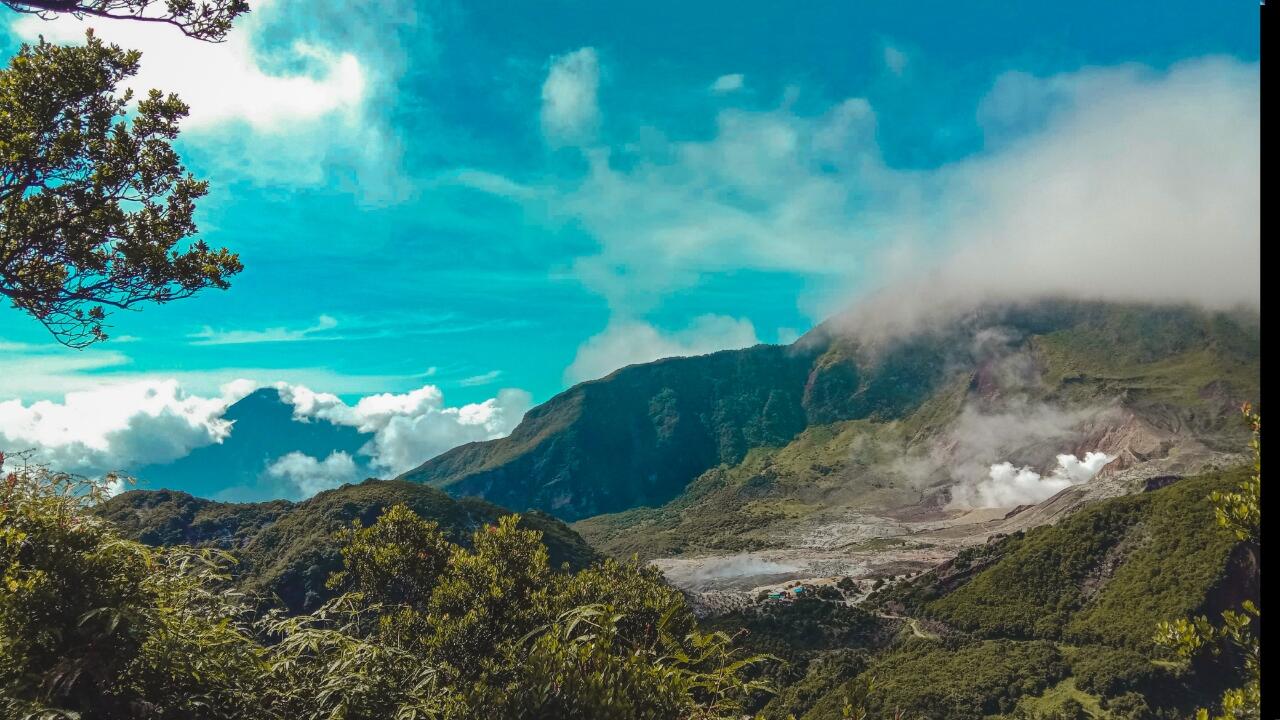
xmin=876 ymin=612 xmax=939 ymax=641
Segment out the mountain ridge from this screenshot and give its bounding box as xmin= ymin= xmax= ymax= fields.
xmin=400 ymin=300 xmax=1260 ymax=526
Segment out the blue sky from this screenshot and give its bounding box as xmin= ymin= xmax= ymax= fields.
xmin=0 ymin=1 xmax=1260 ymax=496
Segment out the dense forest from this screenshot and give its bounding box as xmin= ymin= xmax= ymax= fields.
xmin=1 ymin=419 xmax=1260 ymax=718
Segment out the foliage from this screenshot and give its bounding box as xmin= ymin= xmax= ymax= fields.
xmin=1070 ymin=647 xmax=1168 ymax=699
xmin=0 ymin=34 xmax=241 ymax=347
xmin=1153 ymin=407 xmax=1261 ymax=720
xmin=95 ymin=479 xmax=598 ymax=613
xmin=0 ymin=454 xmax=263 ymax=719
xmin=2 ymin=0 xmax=248 ymax=41
xmin=921 ymin=469 xmax=1244 ymax=648
xmin=1 ymin=456 xmax=768 ymax=719
xmin=804 ymin=639 xmax=1069 ymax=720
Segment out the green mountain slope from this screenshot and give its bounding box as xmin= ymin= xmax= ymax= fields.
xmin=96 ymin=479 xmax=597 ymax=613
xmin=787 ymin=467 xmax=1257 ymax=719
xmin=400 ymin=301 xmax=1258 ymax=525
xmin=573 ymin=302 xmax=1259 ymax=559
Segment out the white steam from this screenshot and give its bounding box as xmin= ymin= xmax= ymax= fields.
xmin=949 ymin=451 xmax=1114 ymax=509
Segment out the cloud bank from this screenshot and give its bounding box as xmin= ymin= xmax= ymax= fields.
xmin=844 ymin=58 xmax=1260 ymax=336
xmin=0 ymin=381 xmax=236 ymax=474
xmin=0 ymin=379 xmax=531 ymax=490
xmin=541 ymin=56 xmax=1256 ymax=347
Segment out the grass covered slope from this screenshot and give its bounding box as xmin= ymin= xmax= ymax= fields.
xmin=97 ymin=479 xmax=598 ymax=613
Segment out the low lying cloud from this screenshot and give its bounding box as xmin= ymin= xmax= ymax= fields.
xmin=533 ymin=55 xmax=1255 ymax=336
xmin=275 ymin=383 xmax=532 ymax=475
xmin=565 ymin=314 xmax=760 ymax=383
xmin=835 ymin=58 xmax=1260 ymax=336
xmin=265 ymin=450 xmax=361 ymax=498
xmin=0 ymin=381 xmax=236 ymax=474
xmin=949 ymin=451 xmax=1114 ymax=509
xmin=1 ymin=378 xmax=531 ymax=486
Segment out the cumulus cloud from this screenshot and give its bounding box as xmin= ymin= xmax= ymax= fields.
xmin=8 ymin=0 xmax=406 ymax=194
xmin=265 ymin=450 xmax=360 ymax=498
xmin=1 ymin=375 xmax=531 ymax=484
xmin=274 ymin=383 xmax=532 ymax=475
xmin=0 ymin=381 xmax=235 ymax=474
xmin=949 ymin=451 xmax=1114 ymax=509
xmin=710 ymin=73 xmax=745 ymax=93
xmin=541 ymin=47 xmax=601 ymax=146
xmin=9 ymin=5 xmax=366 ymax=132
xmin=565 ymin=314 xmax=760 ymax=383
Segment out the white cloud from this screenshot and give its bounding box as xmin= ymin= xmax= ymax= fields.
xmin=8 ymin=0 xmax=402 ymax=194
xmin=189 ymin=315 xmax=339 ymax=345
xmin=539 ymin=57 xmax=1256 ymax=327
xmin=950 ymin=451 xmax=1114 ymax=509
xmin=10 ymin=5 xmax=366 ymax=132
xmin=0 ymin=380 xmax=233 ymax=474
xmin=565 ymin=314 xmax=760 ymax=383
xmin=265 ymin=450 xmax=360 ymax=498
xmin=1 ymin=373 xmax=531 ymax=483
xmin=710 ymin=73 xmax=745 ymax=93
xmin=541 ymin=47 xmax=600 ymax=146
xmin=559 ymin=98 xmax=882 ymax=311
xmin=829 ymin=58 xmax=1261 ymax=334
xmin=274 ymin=383 xmax=532 ymax=475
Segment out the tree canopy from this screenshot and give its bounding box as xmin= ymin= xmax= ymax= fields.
xmin=0 ymin=33 xmax=241 ymax=347
xmin=2 ymin=0 xmax=249 ymax=42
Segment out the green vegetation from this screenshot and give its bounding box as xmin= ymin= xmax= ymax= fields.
xmin=0 ymin=34 xmax=241 ymax=347
xmin=574 ymin=303 xmax=1258 ymax=560
xmin=804 ymin=639 xmax=1070 ymax=720
xmin=0 ymin=457 xmax=770 ymax=719
xmin=1152 ymin=407 xmax=1260 ymax=719
xmin=917 ymin=469 xmax=1245 ymax=648
xmin=95 ymin=479 xmax=598 ymax=613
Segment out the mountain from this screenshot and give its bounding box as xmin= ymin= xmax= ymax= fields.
xmin=755 ymin=465 xmax=1258 ymax=720
xmin=401 ymin=300 xmax=1259 ymax=530
xmin=96 ymin=479 xmax=597 ymax=613
xmin=129 ymin=387 xmax=371 ymax=500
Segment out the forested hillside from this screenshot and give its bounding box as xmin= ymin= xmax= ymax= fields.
xmin=96 ymin=480 xmax=596 ymax=613
xmin=704 ymin=465 xmax=1259 ymax=719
